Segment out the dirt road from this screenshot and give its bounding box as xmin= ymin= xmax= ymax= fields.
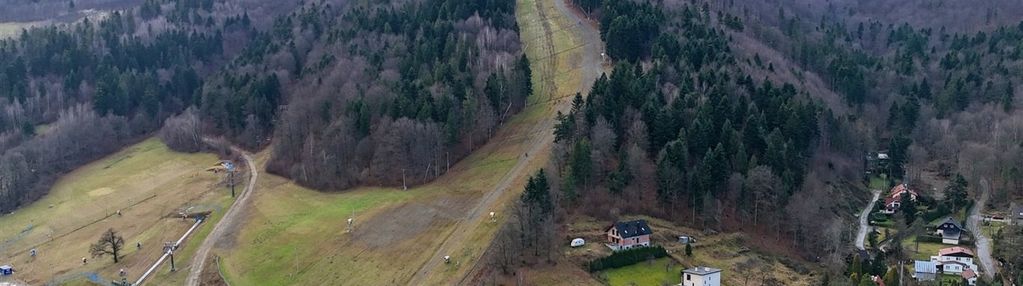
xmin=185 ymin=141 xmax=258 ymax=286
xmin=967 ymin=179 xmax=995 ymax=280
xmin=404 ymin=0 xmax=604 ymax=284
xmin=855 ymin=189 xmax=882 ymax=250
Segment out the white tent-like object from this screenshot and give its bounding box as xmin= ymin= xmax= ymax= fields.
xmin=570 ymin=238 xmax=585 ymax=247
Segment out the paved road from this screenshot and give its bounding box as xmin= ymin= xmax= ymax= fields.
xmin=185 ymin=141 xmax=258 ymax=286
xmin=855 ymin=189 xmax=882 ymax=250
xmin=405 ymin=0 xmax=604 ymax=284
xmin=967 ymin=179 xmax=995 ymax=280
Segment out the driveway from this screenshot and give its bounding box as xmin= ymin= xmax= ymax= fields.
xmin=967 ymin=179 xmax=995 ymax=280
xmin=855 ymin=189 xmax=882 ymax=250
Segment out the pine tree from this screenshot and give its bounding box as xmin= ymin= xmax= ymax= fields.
xmin=685 ymin=242 xmax=692 ymax=256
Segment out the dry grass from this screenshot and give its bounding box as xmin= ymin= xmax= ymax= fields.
xmin=215 ymin=0 xmax=602 ymax=284
xmin=0 ymin=138 xmax=231 ymax=285
xmin=526 ymin=215 xmax=821 ymax=286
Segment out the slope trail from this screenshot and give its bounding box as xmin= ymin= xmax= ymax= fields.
xmin=404 ymin=0 xmax=604 ymax=284
xmin=185 ymin=139 xmax=258 ymax=286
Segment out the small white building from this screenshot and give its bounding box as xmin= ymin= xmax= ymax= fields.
xmin=681 ymin=267 xmax=721 ymax=286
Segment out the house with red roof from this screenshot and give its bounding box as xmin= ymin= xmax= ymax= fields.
xmin=931 ymin=247 xmax=978 ymax=277
xmin=881 ymin=183 xmax=918 ymax=214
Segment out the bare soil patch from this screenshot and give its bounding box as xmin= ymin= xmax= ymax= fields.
xmin=352 ymin=195 xmax=473 ymax=249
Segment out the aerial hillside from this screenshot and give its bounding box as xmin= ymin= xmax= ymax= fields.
xmin=195 ymin=0 xmax=532 ymax=190
xmin=0 ymin=0 xmax=312 ymax=213
xmin=715 ymin=0 xmax=1023 ymax=204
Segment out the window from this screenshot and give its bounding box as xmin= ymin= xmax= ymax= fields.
xmin=686 ymin=274 xmax=690 ymax=281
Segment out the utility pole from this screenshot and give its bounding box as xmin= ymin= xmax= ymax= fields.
xmin=164 ymin=242 xmax=176 ymax=272
xmin=229 ymin=169 xmax=235 ymax=198
xmin=898 ymin=260 xmax=903 ymax=286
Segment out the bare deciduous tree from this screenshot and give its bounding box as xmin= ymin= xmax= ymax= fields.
xmin=90 ymin=228 xmax=125 ymax=263
xmin=159 ymin=107 xmax=203 ymax=152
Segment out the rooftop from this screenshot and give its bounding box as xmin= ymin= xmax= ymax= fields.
xmin=934 ymin=217 xmax=963 ymax=229
xmin=961 ymin=269 xmax=977 ymax=279
xmin=938 ymin=246 xmax=974 ymax=257
xmin=609 ymin=220 xmax=653 ymax=238
xmin=914 ymin=260 xmax=938 ymax=274
xmin=683 ymin=266 xmax=722 ymax=275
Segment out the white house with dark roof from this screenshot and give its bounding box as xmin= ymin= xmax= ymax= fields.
xmin=681 ymin=267 xmax=721 ymax=286
xmin=605 ymin=220 xmax=652 ymax=251
xmin=933 ymin=217 xmax=964 ymax=245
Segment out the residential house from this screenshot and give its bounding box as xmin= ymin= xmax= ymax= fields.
xmin=606 ymin=220 xmax=652 ymax=251
xmin=881 ymin=184 xmax=918 ymax=214
xmin=932 ymin=247 xmax=979 ymax=276
xmin=933 ymin=217 xmax=964 ymax=245
xmin=681 ymin=267 xmax=721 ymax=286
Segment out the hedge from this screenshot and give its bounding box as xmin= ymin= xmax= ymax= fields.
xmin=915 ymin=235 xmax=943 ymax=244
xmin=588 ymin=245 xmax=668 ymax=272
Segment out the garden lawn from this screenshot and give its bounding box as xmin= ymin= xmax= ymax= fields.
xmin=602 ymin=258 xmax=682 ymax=286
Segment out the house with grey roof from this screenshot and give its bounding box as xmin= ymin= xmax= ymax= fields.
xmin=605 ymin=220 xmax=652 ymax=251
xmin=681 ymin=267 xmax=721 ymax=286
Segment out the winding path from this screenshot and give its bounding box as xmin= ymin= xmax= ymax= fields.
xmin=405 ymin=0 xmax=604 ymax=284
xmin=967 ymin=179 xmax=995 ymax=280
xmin=184 ymin=141 xmax=258 ymax=286
xmin=855 ymin=189 xmax=882 ymax=250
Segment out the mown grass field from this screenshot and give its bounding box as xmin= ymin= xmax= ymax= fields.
xmin=0 ymin=138 xmax=231 ymax=285
xmin=216 ymin=0 xmax=602 ymax=284
xmin=600 ymin=258 xmax=682 ymax=286
xmin=901 ymin=235 xmax=947 ymax=261
xmin=869 ymin=175 xmax=890 ymax=190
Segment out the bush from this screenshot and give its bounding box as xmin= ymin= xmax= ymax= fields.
xmin=921 ymin=204 xmax=951 ymax=223
xmin=588 ymin=246 xmax=668 ymax=272
xmin=915 ymin=235 xmax=943 ymax=244
xmin=870 ymin=212 xmax=890 ymax=221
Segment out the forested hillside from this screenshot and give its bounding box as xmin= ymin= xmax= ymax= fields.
xmin=711 ymin=0 xmax=1023 ymax=204
xmin=0 ymin=0 xmax=298 ymax=212
xmin=515 ymin=0 xmax=860 ymax=268
xmin=195 ymin=0 xmax=531 ymax=189
xmin=1 ymin=0 xmax=530 ymax=209
xmin=500 ymin=0 xmax=1023 ymax=280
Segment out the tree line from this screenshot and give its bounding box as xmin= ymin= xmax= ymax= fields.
xmin=196 ymin=0 xmax=531 ymax=190
xmin=546 ymin=0 xmax=859 ymax=269
xmin=0 ymin=0 xmax=262 ymax=212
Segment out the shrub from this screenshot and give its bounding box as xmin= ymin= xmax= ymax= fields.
xmin=915 ymin=235 xmax=943 ymax=244
xmin=588 ymin=246 xmax=668 ymax=272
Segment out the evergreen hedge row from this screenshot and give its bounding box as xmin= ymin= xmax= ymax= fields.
xmin=588 ymin=245 xmax=668 ymax=272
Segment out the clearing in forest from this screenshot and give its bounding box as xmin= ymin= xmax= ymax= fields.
xmin=215 ymin=0 xmax=604 ymax=284
xmin=0 ymin=138 xmax=233 ymax=285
